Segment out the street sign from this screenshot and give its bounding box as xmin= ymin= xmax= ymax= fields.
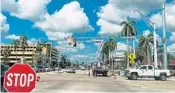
xmin=3 ymin=64 xmax=37 ymax=92
xmin=128 ymin=53 xmax=136 ymax=64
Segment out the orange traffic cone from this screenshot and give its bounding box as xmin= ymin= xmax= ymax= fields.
xmin=113 ymin=74 xmax=116 ymax=79
xmin=88 ymin=71 xmax=90 ymax=77
xmin=111 ymin=72 xmax=114 ymax=76
xmin=37 ymin=76 xmax=40 ymax=81
xmin=94 ymin=71 xmax=96 ymax=78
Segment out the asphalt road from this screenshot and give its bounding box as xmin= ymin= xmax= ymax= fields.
xmin=32 ymin=71 xmax=175 ymax=93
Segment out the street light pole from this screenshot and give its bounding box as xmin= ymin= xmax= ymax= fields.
xmin=162 ymin=4 xmax=167 ymax=69
xmin=132 ymin=37 xmax=136 ymax=55
xmin=153 ymin=23 xmax=158 ymax=69
xmin=134 ymin=10 xmax=158 ymax=69
xmin=109 ymin=47 xmax=111 ymax=70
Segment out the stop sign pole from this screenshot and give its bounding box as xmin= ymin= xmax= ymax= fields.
xmin=3 ymin=63 xmax=37 ymax=92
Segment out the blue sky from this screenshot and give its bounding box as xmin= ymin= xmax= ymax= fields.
xmin=1 ymin=0 xmax=175 ymax=62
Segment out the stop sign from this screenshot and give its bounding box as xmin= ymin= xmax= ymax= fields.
xmin=3 ymin=63 xmax=37 ymax=92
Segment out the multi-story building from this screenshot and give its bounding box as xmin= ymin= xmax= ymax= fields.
xmin=41 ymin=43 xmax=59 ymax=67
xmin=51 ymin=48 xmax=59 ymax=67
xmin=0 ymin=44 xmax=46 ymax=63
xmin=0 ymin=43 xmax=59 ymax=67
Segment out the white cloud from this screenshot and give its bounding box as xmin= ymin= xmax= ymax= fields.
xmin=27 ymin=38 xmax=38 ymax=45
xmin=97 ymin=19 xmax=122 ymax=35
xmin=1 ymin=0 xmax=51 ymax=21
xmin=59 ymin=46 xmax=78 ymax=53
xmin=34 ymin=1 xmax=93 ymax=41
xmin=5 ymin=34 xmax=38 ymax=45
xmin=73 ymin=54 xmax=88 ymax=58
xmin=116 ymin=42 xmax=132 ymax=52
xmin=77 ymin=43 xmax=86 ymax=50
xmin=97 ymin=4 xmax=125 ymax=25
xmin=46 ymin=32 xmax=72 ymax=40
xmin=143 ymin=30 xmax=151 ymax=36
xmin=1 ymin=0 xmax=18 ymax=13
xmin=5 ymin=34 xmax=20 ymax=40
xmin=0 ymin=13 xmax=9 ymax=35
xmin=109 ymin=0 xmax=165 ymax=15
xmin=97 ymin=0 xmax=165 ymax=35
xmin=70 ymin=54 xmax=95 ymax=62
xmin=167 ymin=43 xmax=175 ymax=52
xmin=150 ymin=1 xmax=175 ymax=31
xmin=170 ymin=32 xmax=175 ymax=42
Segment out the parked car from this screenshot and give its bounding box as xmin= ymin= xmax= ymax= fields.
xmin=66 ymin=69 xmax=76 ymax=73
xmin=45 ymin=68 xmax=50 ymax=72
xmin=1 ymin=63 xmax=12 ymax=92
xmin=58 ymin=70 xmax=64 ymax=73
xmin=124 ymin=65 xmax=171 ymax=81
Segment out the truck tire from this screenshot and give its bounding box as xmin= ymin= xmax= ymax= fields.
xmin=103 ymin=72 xmax=107 ymax=76
xmin=154 ymin=77 xmax=160 ymax=80
xmin=160 ymin=74 xmax=167 ymax=81
xmin=128 ymin=77 xmax=132 ymax=80
xmin=131 ymin=73 xmax=138 ymax=80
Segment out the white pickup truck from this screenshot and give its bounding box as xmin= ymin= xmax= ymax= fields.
xmin=124 ymin=65 xmax=171 ymax=81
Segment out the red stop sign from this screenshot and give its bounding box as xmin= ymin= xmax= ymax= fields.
xmin=3 ymin=64 xmax=37 ymax=92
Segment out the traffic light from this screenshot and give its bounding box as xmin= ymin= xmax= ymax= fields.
xmin=66 ymin=35 xmax=77 ymax=47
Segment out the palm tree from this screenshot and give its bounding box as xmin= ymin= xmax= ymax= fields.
xmin=120 ymin=20 xmax=137 ymax=68
xmin=138 ymin=36 xmax=151 ymax=65
xmin=101 ymin=37 xmax=117 ymax=70
xmin=12 ymin=39 xmax=20 ymax=63
xmin=39 ymin=41 xmax=51 ymax=67
xmin=35 ymin=41 xmax=43 ymax=64
xmin=138 ymin=34 xmax=156 ymax=65
xmin=19 ymin=35 xmax=28 ymax=64
xmin=36 ymin=41 xmax=43 ymax=54
xmin=135 ymin=47 xmax=144 ymax=65
xmin=2 ymin=48 xmax=11 ymax=63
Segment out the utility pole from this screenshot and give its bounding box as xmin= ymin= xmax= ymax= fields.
xmin=133 ymin=37 xmax=136 ymax=55
xmin=153 ymin=22 xmax=158 ymax=69
xmin=126 ymin=34 xmax=130 ymax=68
xmin=109 ymin=47 xmax=111 ymax=70
xmin=134 ymin=10 xmax=158 ymax=69
xmin=162 ymin=4 xmax=168 ymax=69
